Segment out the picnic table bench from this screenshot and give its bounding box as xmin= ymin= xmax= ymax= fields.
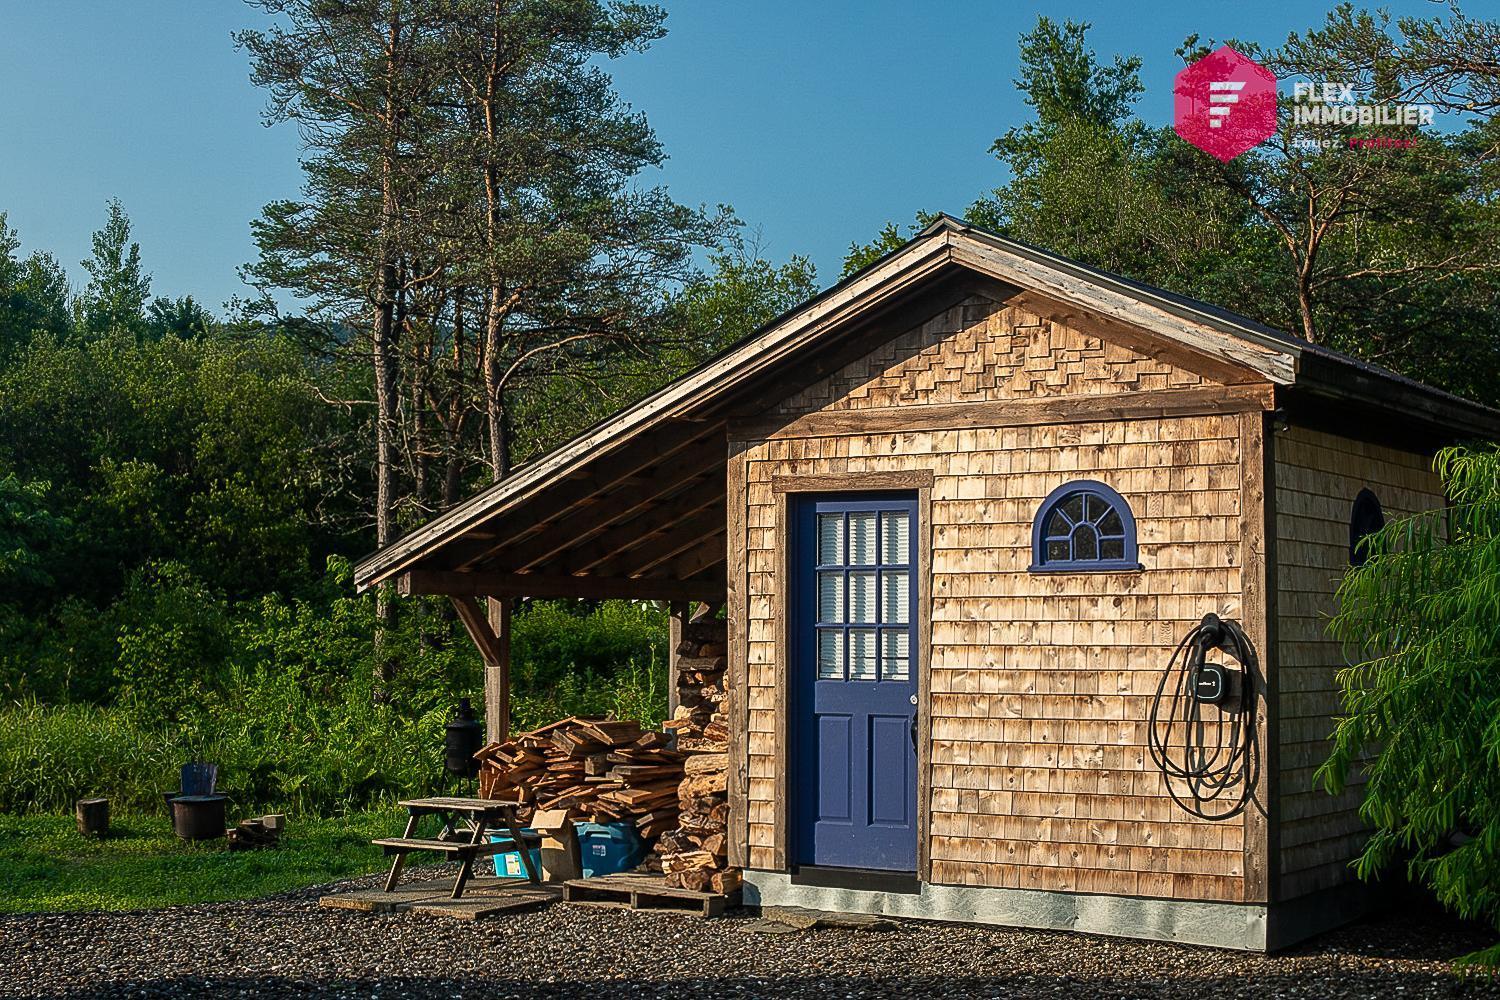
xmin=376 ymin=796 xmax=541 ymax=899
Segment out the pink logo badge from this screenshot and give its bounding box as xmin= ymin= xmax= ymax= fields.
xmin=1174 ymin=46 xmax=1277 ymax=161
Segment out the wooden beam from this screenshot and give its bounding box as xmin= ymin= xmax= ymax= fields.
xmin=492 ymin=461 xmax=724 ymax=576
xmin=1238 ymin=410 xmax=1270 ymax=905
xmin=359 ymin=418 xmax=720 ymax=586
xmin=404 ymin=570 xmax=724 ymax=604
xmin=448 ymin=596 xmax=504 ymax=666
xmin=487 ymin=599 xmax=511 ymax=743
xmin=770 ymin=469 xmax=936 ymax=493
xmin=668 ymin=602 xmax=688 ymax=723
xmin=736 ymin=384 xmax=1274 ymax=443
xmin=725 ymin=444 xmax=749 ymax=871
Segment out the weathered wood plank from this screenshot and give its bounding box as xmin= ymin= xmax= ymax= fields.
xmin=734 ymin=384 xmax=1273 ymax=442
xmin=405 ymin=571 xmax=724 ymax=603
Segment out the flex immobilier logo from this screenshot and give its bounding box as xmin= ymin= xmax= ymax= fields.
xmin=1174 ymin=46 xmax=1277 ymax=161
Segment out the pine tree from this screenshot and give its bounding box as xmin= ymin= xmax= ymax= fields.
xmin=78 ymin=199 xmax=151 ymax=338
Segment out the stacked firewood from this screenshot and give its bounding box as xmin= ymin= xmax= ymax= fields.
xmin=654 ymin=611 xmax=740 ymax=894
xmin=475 ymin=716 xmax=685 ymax=835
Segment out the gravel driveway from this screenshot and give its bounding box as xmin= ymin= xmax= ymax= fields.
xmin=1 ymin=873 xmax=1496 ymax=999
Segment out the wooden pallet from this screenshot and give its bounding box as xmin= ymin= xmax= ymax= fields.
xmin=408 ymin=885 xmax=558 ymax=921
xmin=319 ymin=878 xmax=560 ymax=919
xmin=562 ymin=872 xmax=735 ymax=918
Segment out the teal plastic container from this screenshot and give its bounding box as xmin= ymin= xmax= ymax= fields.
xmin=576 ymin=821 xmax=646 ymax=877
xmin=488 ymin=829 xmax=543 ymax=879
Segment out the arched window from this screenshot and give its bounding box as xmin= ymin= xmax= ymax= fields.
xmin=1030 ymin=480 xmax=1141 ymax=573
xmin=1349 ymin=488 xmax=1385 ymax=567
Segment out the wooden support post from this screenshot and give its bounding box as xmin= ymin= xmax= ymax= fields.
xmin=449 ymin=595 xmax=511 ymax=744
xmin=486 ymin=597 xmax=512 ymax=744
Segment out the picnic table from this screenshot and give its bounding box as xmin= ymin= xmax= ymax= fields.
xmin=374 ymin=796 xmax=541 ymax=900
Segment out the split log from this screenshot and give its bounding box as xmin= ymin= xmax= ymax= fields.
xmin=710 ymin=869 xmax=742 ymax=895
xmin=656 ymin=614 xmax=740 ymax=896
xmin=474 ymin=716 xmax=685 ymax=830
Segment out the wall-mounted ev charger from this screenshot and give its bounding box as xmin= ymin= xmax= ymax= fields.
xmin=1147 ymin=612 xmax=1257 ymax=820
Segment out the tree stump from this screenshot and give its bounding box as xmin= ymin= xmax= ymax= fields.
xmin=75 ymin=798 xmax=109 ymax=838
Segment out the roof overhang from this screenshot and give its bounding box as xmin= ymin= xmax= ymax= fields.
xmin=354 ymin=216 xmax=1500 ymax=596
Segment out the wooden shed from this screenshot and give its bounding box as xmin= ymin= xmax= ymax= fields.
xmin=354 ymin=215 xmax=1500 ymax=950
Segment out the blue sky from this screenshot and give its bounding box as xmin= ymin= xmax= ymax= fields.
xmin=0 ymin=0 xmax=1450 ymax=311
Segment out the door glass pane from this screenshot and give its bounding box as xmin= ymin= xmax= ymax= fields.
xmin=849 ymin=512 xmax=877 ymax=565
xmin=817 ymin=630 xmax=844 ymax=679
xmin=848 ymin=571 xmax=876 ymax=623
xmin=882 ymin=570 xmax=909 ymax=624
xmin=817 ymin=571 xmax=844 ymax=623
xmin=849 ymin=629 xmax=876 ymax=680
xmin=880 ymin=630 xmax=909 ymax=681
xmin=817 ymin=514 xmax=844 ymax=565
xmin=881 ymin=511 xmax=910 ymax=564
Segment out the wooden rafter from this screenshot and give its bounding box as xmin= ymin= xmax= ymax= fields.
xmin=662 ymin=531 xmax=729 ymax=581
xmin=557 ymin=488 xmax=726 ymax=575
xmin=588 ymin=506 xmax=728 ymax=578
xmin=443 ymin=430 xmax=727 ymax=572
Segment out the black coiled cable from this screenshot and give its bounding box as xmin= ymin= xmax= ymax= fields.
xmin=1147 ymin=613 xmax=1258 ymax=821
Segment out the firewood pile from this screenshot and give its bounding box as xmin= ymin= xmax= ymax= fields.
xmin=475 ymin=717 xmax=685 ymax=838
xmin=473 ymin=607 xmax=740 ymax=896
xmin=651 ymin=610 xmax=740 ymax=895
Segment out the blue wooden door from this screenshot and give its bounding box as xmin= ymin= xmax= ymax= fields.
xmin=792 ymin=494 xmax=918 ymax=871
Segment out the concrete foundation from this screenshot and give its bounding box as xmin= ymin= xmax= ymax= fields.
xmin=747 ymin=872 xmax=1263 ymax=950
xmin=744 ymin=872 xmax=1381 ymax=952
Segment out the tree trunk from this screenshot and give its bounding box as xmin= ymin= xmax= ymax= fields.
xmin=1296 ymin=263 xmax=1318 ymax=344
xmin=479 ymin=8 xmax=511 ymax=485
xmin=443 ymin=289 xmax=467 ymax=509
xmin=372 ymin=3 xmax=405 ymax=688
xmin=483 ymin=283 xmax=510 ymax=482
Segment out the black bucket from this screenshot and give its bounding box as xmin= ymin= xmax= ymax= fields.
xmin=170 ymin=794 xmax=227 ymax=841
xmin=445 ymin=698 xmax=484 ymax=777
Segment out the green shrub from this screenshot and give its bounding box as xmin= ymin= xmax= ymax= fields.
xmin=0 ymin=565 xmax=669 ymax=816
xmin=1322 ymin=445 xmax=1500 ymax=968
xmin=511 ymin=599 xmax=668 ymax=689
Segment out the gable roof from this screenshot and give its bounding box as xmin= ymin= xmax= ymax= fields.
xmin=354 ymin=214 xmax=1500 ymax=592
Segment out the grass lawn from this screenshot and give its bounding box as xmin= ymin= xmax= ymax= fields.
xmin=0 ymin=810 xmax=402 ymax=912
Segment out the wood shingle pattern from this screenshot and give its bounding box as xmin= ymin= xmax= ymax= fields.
xmin=736 ymin=295 xmax=1254 ymax=901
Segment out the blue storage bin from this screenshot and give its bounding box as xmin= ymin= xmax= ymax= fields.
xmin=488 ymin=829 xmax=543 ymax=879
xmin=575 ymin=821 xmax=646 ymax=877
